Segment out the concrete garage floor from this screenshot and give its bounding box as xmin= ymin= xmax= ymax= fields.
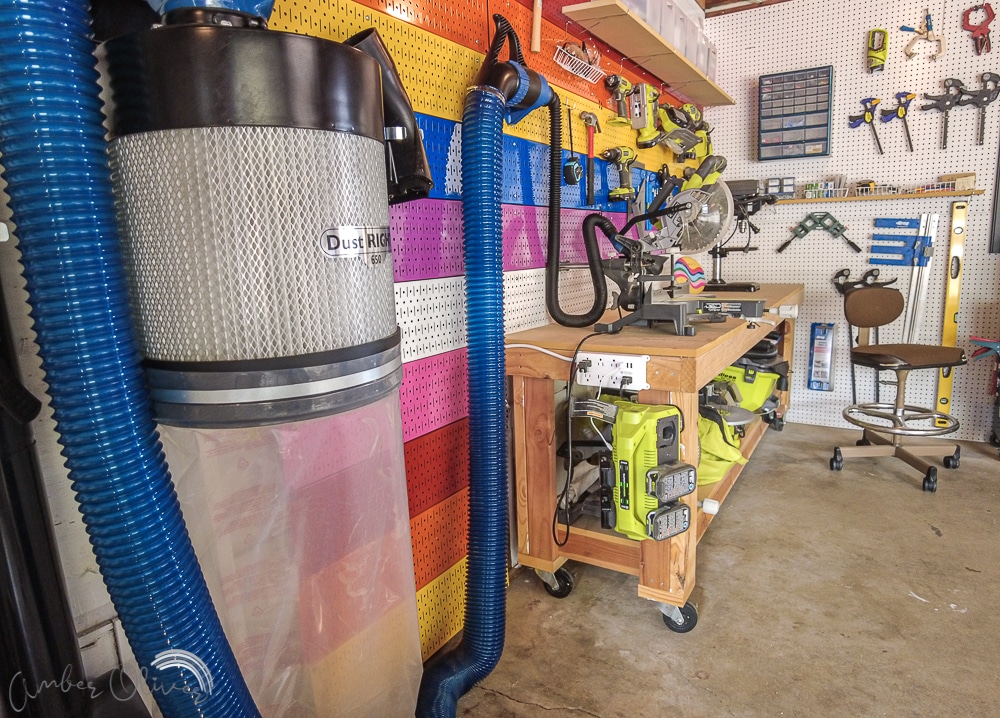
xmin=459 ymin=422 xmax=1000 ymax=717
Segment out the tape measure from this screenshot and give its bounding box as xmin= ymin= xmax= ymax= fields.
xmin=935 ymin=201 xmax=967 ymax=426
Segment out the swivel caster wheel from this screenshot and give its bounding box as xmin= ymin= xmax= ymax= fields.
xmin=991 ymin=431 xmax=1000 ymax=448
xmin=830 ymin=447 xmax=843 ymax=471
xmin=537 ymin=567 xmax=574 ymax=598
xmin=661 ymin=602 xmax=698 ymax=633
xmin=943 ymin=447 xmax=960 ymax=470
xmin=922 ymin=467 xmax=938 ymax=493
xmin=770 ymin=416 xmax=785 ymax=432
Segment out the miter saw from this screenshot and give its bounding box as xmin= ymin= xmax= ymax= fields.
xmin=546 ymin=154 xmax=765 ymax=336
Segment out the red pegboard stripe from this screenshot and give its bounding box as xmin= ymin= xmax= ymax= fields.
xmin=404 ymin=418 xmax=470 ymax=517
xmin=410 ymin=487 xmax=470 ymax=590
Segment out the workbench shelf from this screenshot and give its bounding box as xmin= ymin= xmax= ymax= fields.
xmin=563 ymin=0 xmax=734 ymax=107
xmin=506 ymin=284 xmax=804 ymax=619
xmin=776 ymin=189 xmax=985 ymax=205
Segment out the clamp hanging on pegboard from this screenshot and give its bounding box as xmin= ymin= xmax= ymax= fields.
xmin=879 ymin=92 xmax=916 ymax=151
xmin=778 ymin=212 xmax=861 ymax=253
xmin=849 ymin=97 xmax=884 ymax=154
xmin=963 ymin=3 xmax=995 ymax=55
xmin=901 ymin=9 xmax=946 ymax=59
xmin=958 ymin=72 xmax=1000 ymax=146
xmin=921 ymin=78 xmax=965 ymax=150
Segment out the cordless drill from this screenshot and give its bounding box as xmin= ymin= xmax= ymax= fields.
xmin=602 ymin=146 xmax=637 ymax=201
xmin=605 ymin=74 xmax=633 ymax=126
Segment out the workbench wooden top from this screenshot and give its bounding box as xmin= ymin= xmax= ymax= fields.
xmin=505 ymin=283 xmax=805 ymax=392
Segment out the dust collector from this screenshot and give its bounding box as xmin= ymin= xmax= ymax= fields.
xmin=100 ymin=8 xmax=431 ymax=715
xmin=101 ymin=8 xmax=430 ymax=425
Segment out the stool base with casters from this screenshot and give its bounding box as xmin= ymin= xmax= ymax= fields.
xmin=831 ymin=368 xmax=962 ymax=492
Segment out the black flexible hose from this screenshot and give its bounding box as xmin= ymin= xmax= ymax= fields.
xmin=544 ymin=93 xmax=609 ymax=328
xmin=484 ymin=14 xmax=525 ymax=69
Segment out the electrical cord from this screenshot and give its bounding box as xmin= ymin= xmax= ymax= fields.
xmin=553 ymin=331 xmax=600 ymax=547
xmin=506 ymin=343 xmax=574 ymax=362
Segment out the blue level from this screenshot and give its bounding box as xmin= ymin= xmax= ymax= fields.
xmin=874 ymin=217 xmax=921 ymax=228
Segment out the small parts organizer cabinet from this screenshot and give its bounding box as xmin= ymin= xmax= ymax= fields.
xmin=505 ymin=284 xmax=805 ymax=625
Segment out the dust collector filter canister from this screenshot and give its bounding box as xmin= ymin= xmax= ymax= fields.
xmin=100 ymin=15 xmax=399 ymax=427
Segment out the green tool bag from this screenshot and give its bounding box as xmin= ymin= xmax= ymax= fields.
xmin=697 ymin=408 xmax=747 ymax=485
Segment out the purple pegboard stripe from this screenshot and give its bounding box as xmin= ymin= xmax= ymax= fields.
xmin=502 ymin=206 xmax=627 ymax=271
xmin=391 ymin=199 xmax=628 ymax=280
xmin=391 ymin=198 xmax=465 ymax=282
xmin=400 ymin=348 xmax=469 ymax=442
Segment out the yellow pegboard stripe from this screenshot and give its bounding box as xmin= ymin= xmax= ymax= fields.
xmin=415 ymin=556 xmax=467 ymax=660
xmin=270 ymin=0 xmax=684 ymax=173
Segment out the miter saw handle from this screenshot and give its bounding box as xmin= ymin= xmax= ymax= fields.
xmin=682 ymin=155 xmax=727 ymax=190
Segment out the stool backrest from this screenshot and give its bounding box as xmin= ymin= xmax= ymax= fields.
xmin=844 ymin=286 xmax=904 ymax=329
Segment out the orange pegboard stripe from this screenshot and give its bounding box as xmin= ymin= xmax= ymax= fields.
xmin=415 ymin=557 xmax=467 ymax=660
xmin=410 ymin=487 xmax=469 ymax=591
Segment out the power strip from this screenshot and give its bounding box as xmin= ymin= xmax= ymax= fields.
xmin=575 ymin=353 xmax=650 ymax=391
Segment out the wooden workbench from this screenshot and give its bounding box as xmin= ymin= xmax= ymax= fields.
xmin=505 ymin=284 xmax=805 ymax=607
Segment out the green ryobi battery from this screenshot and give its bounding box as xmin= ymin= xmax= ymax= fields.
xmin=609 ymin=400 xmax=695 ymax=542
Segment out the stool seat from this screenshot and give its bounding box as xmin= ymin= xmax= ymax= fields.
xmin=851 ymin=343 xmax=966 ymax=371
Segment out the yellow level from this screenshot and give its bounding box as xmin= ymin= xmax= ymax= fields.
xmin=935 ymin=200 xmax=967 ymax=426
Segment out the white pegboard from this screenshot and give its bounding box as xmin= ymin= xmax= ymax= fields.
xmin=395 ymin=277 xmax=467 ymax=362
xmin=503 ymin=268 xmax=615 ymax=335
xmin=705 ymin=0 xmax=1000 ymax=441
xmin=395 ymin=269 xmax=613 ymax=360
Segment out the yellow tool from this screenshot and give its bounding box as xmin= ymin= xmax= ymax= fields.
xmin=631 ymin=83 xmax=666 ymax=148
xmin=867 ymin=28 xmax=888 ymax=72
xmin=602 ymin=146 xmax=637 ymax=201
xmin=604 ymin=74 xmax=633 ymax=127
xmin=935 ymin=201 xmax=968 ymax=426
xmin=658 ymin=103 xmax=709 ymax=159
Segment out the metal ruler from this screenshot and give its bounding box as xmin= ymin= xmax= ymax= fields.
xmin=935 ymin=201 xmax=968 ymax=426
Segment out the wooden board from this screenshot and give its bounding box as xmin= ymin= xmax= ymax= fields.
xmin=563 ymin=0 xmax=734 ymax=106
xmin=776 ymin=189 xmax=984 ymax=205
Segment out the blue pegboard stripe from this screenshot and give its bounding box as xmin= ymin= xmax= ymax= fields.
xmin=417 ymin=112 xmax=661 ymax=210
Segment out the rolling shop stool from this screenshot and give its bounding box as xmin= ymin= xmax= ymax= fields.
xmin=830 ymin=286 xmax=967 ymax=492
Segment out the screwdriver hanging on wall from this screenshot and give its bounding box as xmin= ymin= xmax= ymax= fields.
xmin=849 ymin=97 xmax=884 ymax=154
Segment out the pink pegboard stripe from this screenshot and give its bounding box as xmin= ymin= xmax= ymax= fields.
xmin=400 ymin=348 xmax=469 ymax=442
xmin=391 ymin=199 xmax=628 ymax=281
xmin=502 ymin=206 xmax=627 ymax=271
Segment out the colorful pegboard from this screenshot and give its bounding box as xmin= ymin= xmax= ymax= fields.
xmin=404 ymin=418 xmax=470 ymax=516
xmin=399 ymin=349 xmax=469 ymax=442
xmin=410 ymin=487 xmax=470 ymax=590
xmin=415 ymin=557 xmax=467 ymax=659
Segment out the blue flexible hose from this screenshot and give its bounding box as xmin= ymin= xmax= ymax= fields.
xmin=0 ymin=2 xmax=259 ymax=715
xmin=416 ymin=86 xmax=507 ymax=717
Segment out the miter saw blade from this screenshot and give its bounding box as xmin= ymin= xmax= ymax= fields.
xmin=647 ymin=181 xmax=735 ymax=254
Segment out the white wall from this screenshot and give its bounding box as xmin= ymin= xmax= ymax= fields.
xmin=704 ymin=0 xmax=1000 ymax=441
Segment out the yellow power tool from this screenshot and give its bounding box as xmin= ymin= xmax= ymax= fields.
xmin=601 ymin=146 xmax=637 ymax=201
xmin=605 ymin=74 xmax=634 ymax=127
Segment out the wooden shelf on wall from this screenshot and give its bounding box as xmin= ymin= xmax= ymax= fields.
xmin=563 ymin=0 xmax=735 ymax=107
xmin=775 ymin=189 xmax=985 ymax=205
